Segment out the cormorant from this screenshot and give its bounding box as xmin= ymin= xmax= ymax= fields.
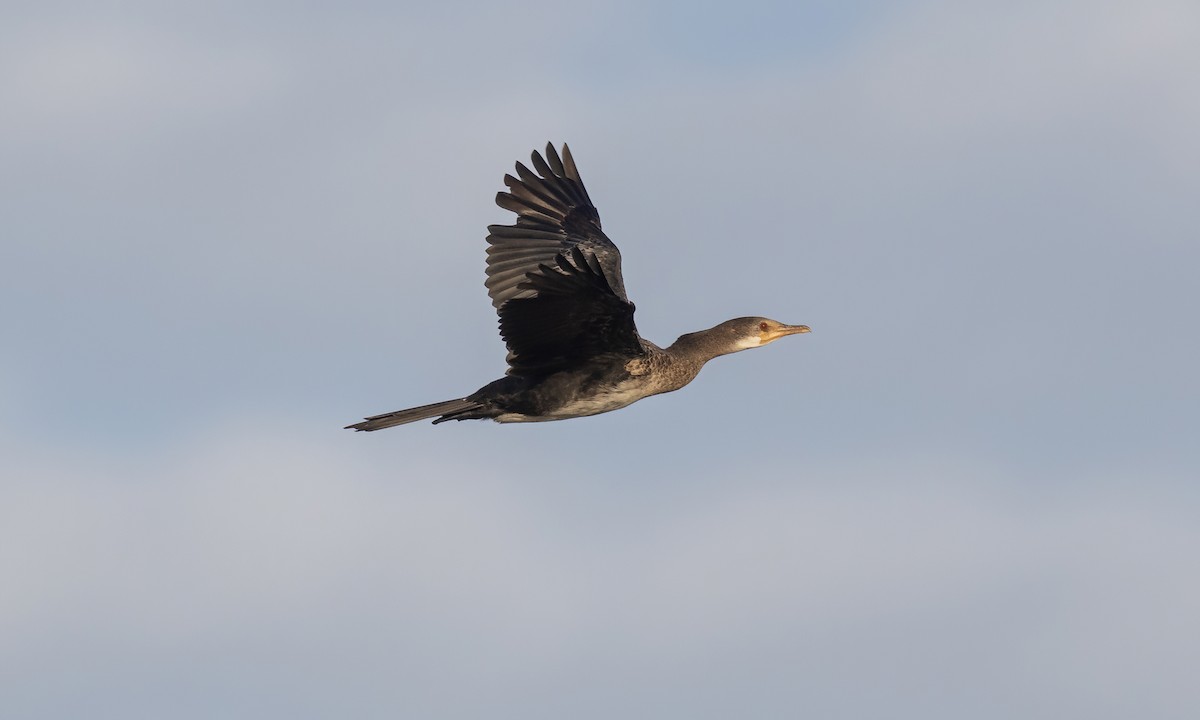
xmin=347 ymin=143 xmax=810 ymax=431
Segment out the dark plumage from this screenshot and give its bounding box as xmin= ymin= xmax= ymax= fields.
xmin=347 ymin=143 xmax=810 ymax=431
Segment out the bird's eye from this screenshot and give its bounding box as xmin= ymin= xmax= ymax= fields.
xmin=759 ymin=322 xmax=769 ymax=332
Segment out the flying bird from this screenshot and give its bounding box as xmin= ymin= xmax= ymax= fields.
xmin=347 ymin=143 xmax=810 ymax=430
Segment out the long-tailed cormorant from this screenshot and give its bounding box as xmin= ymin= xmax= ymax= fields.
xmin=347 ymin=143 xmax=810 ymax=430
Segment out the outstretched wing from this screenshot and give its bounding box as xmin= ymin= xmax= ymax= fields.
xmin=486 ymin=143 xmax=643 ymax=376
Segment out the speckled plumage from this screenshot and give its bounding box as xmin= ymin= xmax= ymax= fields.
xmin=347 ymin=144 xmax=809 ymax=431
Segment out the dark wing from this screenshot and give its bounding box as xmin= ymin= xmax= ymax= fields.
xmin=486 ymin=143 xmax=630 ymax=306
xmin=499 ymin=247 xmax=642 ymax=376
xmin=486 ymin=143 xmax=643 ymax=376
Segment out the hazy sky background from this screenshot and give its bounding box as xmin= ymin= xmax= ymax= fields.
xmin=3 ymin=1 xmax=1198 ymax=718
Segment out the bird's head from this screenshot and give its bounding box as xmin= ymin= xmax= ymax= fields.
xmin=671 ymin=316 xmax=810 ymax=359
xmin=722 ymin=317 xmax=811 ymax=351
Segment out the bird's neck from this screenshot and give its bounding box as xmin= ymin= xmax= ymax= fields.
xmin=667 ymin=328 xmax=738 ymax=365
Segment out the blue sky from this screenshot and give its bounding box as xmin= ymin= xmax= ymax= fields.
xmin=3 ymin=1 xmax=1199 ymax=718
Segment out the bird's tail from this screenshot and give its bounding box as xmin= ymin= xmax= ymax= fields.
xmin=345 ymin=398 xmax=483 ymax=431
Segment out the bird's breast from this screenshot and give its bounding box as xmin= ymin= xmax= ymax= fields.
xmin=494 ymin=370 xmax=662 ymax=422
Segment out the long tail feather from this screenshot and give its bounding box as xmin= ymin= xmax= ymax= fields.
xmin=345 ymin=398 xmax=481 ymax=431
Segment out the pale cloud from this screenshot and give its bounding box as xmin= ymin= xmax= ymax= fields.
xmin=3 ymin=422 xmax=1197 ymax=718
xmin=0 ymin=20 xmax=287 ymax=146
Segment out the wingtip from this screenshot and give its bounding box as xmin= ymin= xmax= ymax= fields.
xmin=560 ymin=143 xmax=580 ymax=180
